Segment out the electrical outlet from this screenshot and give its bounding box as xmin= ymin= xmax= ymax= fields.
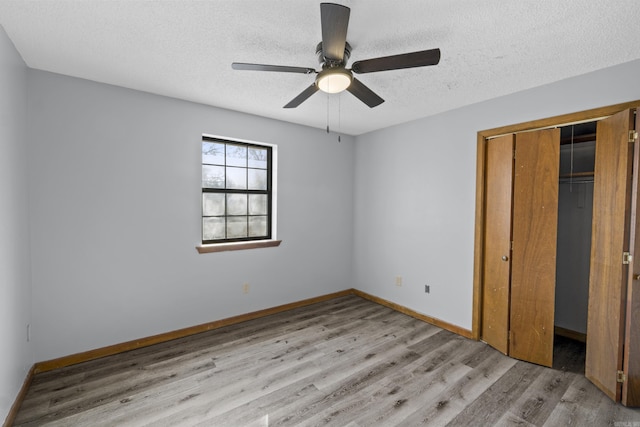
xmin=395 ymin=276 xmax=402 ymax=287
xmin=242 ymin=283 xmax=250 ymax=294
xmin=425 ymin=285 xmax=430 ymax=294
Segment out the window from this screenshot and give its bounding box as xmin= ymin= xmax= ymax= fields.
xmin=201 ymin=136 xmax=274 ymax=245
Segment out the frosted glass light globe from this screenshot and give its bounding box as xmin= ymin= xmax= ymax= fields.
xmin=316 ymin=68 xmax=352 ymax=93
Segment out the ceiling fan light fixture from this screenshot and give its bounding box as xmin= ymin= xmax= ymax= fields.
xmin=316 ymin=68 xmax=352 ymax=93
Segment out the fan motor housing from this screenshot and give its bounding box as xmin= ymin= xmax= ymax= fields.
xmin=316 ymin=42 xmax=351 ymax=67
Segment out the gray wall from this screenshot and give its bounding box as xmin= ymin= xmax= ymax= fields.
xmin=0 ymin=25 xmax=32 ymax=419
xmin=353 ymin=59 xmax=640 ymax=330
xmin=555 ymin=181 xmax=593 ymax=334
xmin=27 ymin=70 xmax=355 ymax=362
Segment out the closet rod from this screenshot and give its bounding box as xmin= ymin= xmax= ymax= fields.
xmin=560 ymin=172 xmax=594 ymax=179
xmin=559 ymin=179 xmax=594 ymax=184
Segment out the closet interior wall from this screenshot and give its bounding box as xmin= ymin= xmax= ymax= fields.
xmin=555 ymin=124 xmax=597 ymax=339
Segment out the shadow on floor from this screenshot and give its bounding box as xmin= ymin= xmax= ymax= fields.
xmin=553 ymin=334 xmax=586 ymax=374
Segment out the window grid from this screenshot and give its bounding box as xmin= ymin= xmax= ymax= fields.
xmin=202 ymin=137 xmax=272 ymax=244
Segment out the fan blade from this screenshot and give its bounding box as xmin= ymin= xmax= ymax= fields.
xmin=347 ymin=78 xmax=384 ymax=108
xmin=232 ymin=63 xmax=316 ymax=74
xmin=320 ymin=3 xmax=350 ymax=62
xmin=284 ymin=84 xmax=319 ymax=108
xmin=351 ymin=48 xmax=441 ymax=74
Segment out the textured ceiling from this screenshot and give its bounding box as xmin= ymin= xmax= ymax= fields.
xmin=1 ymin=1 xmax=639 ymax=135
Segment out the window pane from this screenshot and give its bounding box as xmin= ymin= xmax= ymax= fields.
xmin=227 ymin=216 xmax=247 ymax=238
xmin=227 ymin=144 xmax=247 ymax=167
xmin=227 ymin=194 xmax=247 ymax=215
xmin=226 ymin=167 xmax=246 ymax=189
xmin=249 ymin=216 xmax=268 ymax=237
xmin=249 ymin=194 xmax=268 ymax=215
xmin=203 ymin=217 xmax=225 ymax=240
xmin=203 ymin=193 xmax=225 ymax=216
xmin=248 ymin=169 xmax=267 ymax=190
xmin=248 ymin=147 xmax=268 ymax=169
xmin=202 ymin=141 xmax=225 ymax=165
xmin=201 ymin=138 xmax=272 ymax=244
xmin=202 ymin=165 xmax=225 ymax=188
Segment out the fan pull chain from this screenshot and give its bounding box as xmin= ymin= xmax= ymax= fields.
xmin=325 ymin=94 xmax=342 ymax=142
xmin=326 ymin=92 xmax=330 ymax=134
xmin=338 ymin=95 xmax=341 ymax=142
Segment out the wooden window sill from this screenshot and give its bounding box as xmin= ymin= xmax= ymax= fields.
xmin=196 ymin=240 xmax=282 ymax=254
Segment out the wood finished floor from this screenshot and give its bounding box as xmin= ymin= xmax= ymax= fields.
xmin=12 ymin=295 xmax=640 ymax=426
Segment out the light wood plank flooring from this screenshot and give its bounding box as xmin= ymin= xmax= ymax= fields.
xmin=12 ymin=295 xmax=640 ymax=426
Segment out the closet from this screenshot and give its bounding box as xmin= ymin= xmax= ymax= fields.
xmin=555 ymin=122 xmax=596 ymax=341
xmin=473 ymin=104 xmax=640 ymax=407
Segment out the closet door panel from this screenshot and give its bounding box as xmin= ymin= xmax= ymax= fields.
xmin=586 ymin=109 xmax=634 ymax=401
xmin=481 ymin=135 xmax=514 ymax=355
xmin=510 ymin=128 xmax=560 ymax=367
xmin=623 ymin=111 xmax=640 ymax=407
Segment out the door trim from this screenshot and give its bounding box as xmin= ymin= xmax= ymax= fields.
xmin=622 ymin=111 xmax=640 ymax=406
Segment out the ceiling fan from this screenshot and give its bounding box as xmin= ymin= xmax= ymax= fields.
xmin=232 ymin=3 xmax=441 ymax=109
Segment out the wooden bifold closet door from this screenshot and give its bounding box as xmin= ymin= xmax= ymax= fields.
xmin=481 ymin=134 xmax=514 ymax=356
xmin=478 ymin=104 xmax=640 ymax=406
xmin=586 ymin=109 xmax=638 ymax=404
xmin=510 ymin=129 xmax=560 ymax=367
xmin=481 ymin=128 xmax=560 ymax=368
xmin=480 ymin=107 xmax=640 ymax=405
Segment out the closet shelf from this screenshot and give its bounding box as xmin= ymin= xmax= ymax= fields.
xmin=560 ymin=133 xmax=596 ymax=145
